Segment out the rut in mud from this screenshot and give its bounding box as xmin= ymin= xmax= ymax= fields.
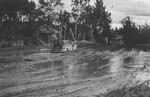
xmin=1 ymin=44 xmax=150 ymax=97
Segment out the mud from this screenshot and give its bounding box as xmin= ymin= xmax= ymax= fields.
xmin=1 ymin=42 xmax=150 ymax=97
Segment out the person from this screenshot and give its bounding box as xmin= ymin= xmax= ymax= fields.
xmin=51 ymin=40 xmax=58 ymax=53
xmin=51 ymin=40 xmax=63 ymax=53
xmin=58 ymin=40 xmax=63 ymax=52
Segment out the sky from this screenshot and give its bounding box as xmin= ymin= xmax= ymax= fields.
xmin=33 ymin=0 xmax=150 ymax=28
xmin=103 ymin=0 xmax=150 ymax=28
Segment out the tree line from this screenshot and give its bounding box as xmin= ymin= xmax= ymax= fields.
xmin=114 ymin=16 xmax=150 ymax=49
xmin=0 ymin=0 xmax=113 ymax=47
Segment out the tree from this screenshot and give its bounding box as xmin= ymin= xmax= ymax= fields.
xmin=121 ymin=16 xmax=140 ymax=48
xmin=139 ymin=23 xmax=150 ymax=44
xmin=93 ymin=0 xmax=112 ymax=43
xmin=71 ymin=0 xmax=112 ymax=43
xmin=0 ymin=0 xmax=36 ymax=21
xmin=0 ymin=0 xmax=37 ymax=46
xmin=38 ymin=0 xmax=64 ymax=25
xmin=71 ymin=0 xmax=90 ymax=15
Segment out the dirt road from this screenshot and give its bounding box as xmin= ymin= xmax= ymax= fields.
xmin=1 ymin=42 xmax=150 ymax=97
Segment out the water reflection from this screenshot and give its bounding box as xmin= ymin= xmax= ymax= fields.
xmin=33 ymin=51 xmax=148 ymax=80
xmin=54 ymin=55 xmax=123 ymax=79
xmin=65 ymin=56 xmax=111 ymax=79
xmin=110 ymin=56 xmax=123 ymax=73
xmin=64 ymin=55 xmax=132 ymax=79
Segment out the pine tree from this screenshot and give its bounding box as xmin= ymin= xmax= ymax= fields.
xmin=93 ymin=0 xmax=111 ymax=42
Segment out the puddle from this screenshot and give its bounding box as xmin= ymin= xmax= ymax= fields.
xmin=110 ymin=56 xmax=122 ymax=73
xmin=124 ymin=56 xmax=134 ymax=64
xmin=84 ymin=57 xmax=110 ymax=77
xmin=65 ymin=56 xmax=110 ymax=79
xmin=3 ymin=50 xmax=149 ymax=81
xmin=65 ymin=53 xmax=147 ymax=79
xmin=64 ymin=55 xmax=134 ymax=79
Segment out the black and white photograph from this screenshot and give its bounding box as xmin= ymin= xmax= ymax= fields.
xmin=1 ymin=0 xmax=150 ymax=97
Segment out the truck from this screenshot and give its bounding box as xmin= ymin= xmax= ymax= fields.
xmin=51 ymin=40 xmax=77 ymax=53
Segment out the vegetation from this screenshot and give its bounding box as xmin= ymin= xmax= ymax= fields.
xmin=120 ymin=16 xmax=140 ymax=48
xmin=114 ymin=16 xmax=150 ymax=49
xmin=71 ymin=0 xmax=112 ymax=43
xmin=0 ymin=0 xmax=64 ymax=47
xmin=0 ymin=0 xmax=113 ymax=47
xmin=0 ymin=0 xmax=37 ymax=46
xmin=4 ymin=0 xmax=150 ymax=48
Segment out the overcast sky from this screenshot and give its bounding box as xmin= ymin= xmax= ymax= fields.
xmin=104 ymin=0 xmax=150 ymax=28
xmin=33 ymin=0 xmax=150 ymax=28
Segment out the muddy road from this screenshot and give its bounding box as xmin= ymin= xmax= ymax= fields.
xmin=1 ymin=43 xmax=150 ymax=97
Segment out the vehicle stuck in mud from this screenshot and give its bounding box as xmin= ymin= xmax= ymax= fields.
xmin=62 ymin=40 xmax=77 ymax=52
xmin=51 ymin=40 xmax=77 ymax=53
